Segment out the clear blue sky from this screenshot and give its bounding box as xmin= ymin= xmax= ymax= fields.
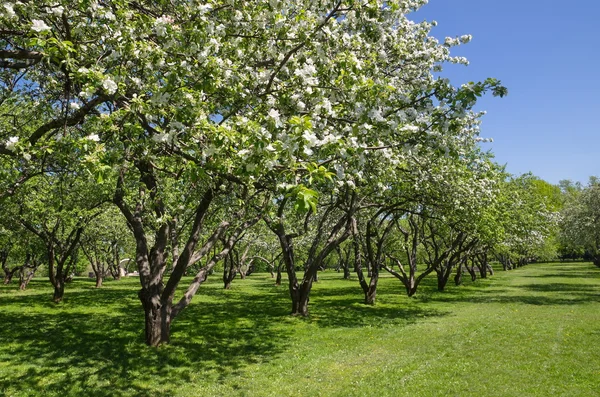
xmin=413 ymin=0 xmax=600 ymax=185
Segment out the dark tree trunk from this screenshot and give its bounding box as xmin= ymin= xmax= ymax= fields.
xmin=110 ymin=267 xmax=121 ymax=281
xmin=3 ymin=271 xmax=13 ymax=284
xmin=53 ymin=280 xmax=65 ymax=303
xmin=464 ymin=260 xmax=477 ymax=281
xmin=478 ymin=253 xmax=488 ymax=279
xmin=19 ymin=260 xmax=38 ymax=290
xmin=292 ymin=279 xmax=313 ymax=316
xmin=223 ymin=252 xmax=236 ymax=289
xmin=436 ymin=267 xmax=452 ymax=291
xmin=454 ymin=262 xmax=463 ymax=286
xmin=354 ymin=232 xmax=378 ymax=305
xmin=139 ymin=286 xmax=171 ymax=346
xmin=1 ymin=250 xmax=14 ymax=284
xmin=343 ymin=263 xmax=351 ymax=280
xmin=275 ymin=262 xmax=282 ymax=286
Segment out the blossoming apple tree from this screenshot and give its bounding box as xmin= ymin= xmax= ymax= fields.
xmin=1 ymin=0 xmax=506 ymax=345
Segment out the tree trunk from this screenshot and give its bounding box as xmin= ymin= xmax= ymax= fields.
xmin=3 ymin=271 xmax=13 ymax=284
xmin=275 ymin=264 xmax=282 ymax=286
xmin=478 ymin=253 xmax=488 ymax=279
xmin=437 ymin=268 xmax=452 ymax=291
xmin=95 ymin=272 xmax=103 ymax=288
xmin=364 ymin=280 xmax=377 ymax=304
xmin=139 ymin=287 xmax=171 ymax=346
xmin=53 ymin=280 xmax=65 ymax=303
xmin=454 ymin=261 xmax=463 ymax=286
xmin=343 ymin=263 xmax=351 ymax=280
xmin=354 ymin=237 xmax=379 ymax=305
xmin=1 ymin=250 xmax=12 ymax=284
xmin=223 ymin=253 xmax=236 ymax=289
xmin=290 ymin=278 xmax=314 ymax=316
xmin=19 ymin=267 xmax=34 ymax=290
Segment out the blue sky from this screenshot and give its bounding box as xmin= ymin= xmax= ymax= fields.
xmin=413 ymin=0 xmax=599 ymax=184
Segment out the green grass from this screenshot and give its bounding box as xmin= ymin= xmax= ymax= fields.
xmin=1 ymin=263 xmax=599 ymax=396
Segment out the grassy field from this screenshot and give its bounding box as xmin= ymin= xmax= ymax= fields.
xmin=1 ymin=262 xmax=599 ymax=396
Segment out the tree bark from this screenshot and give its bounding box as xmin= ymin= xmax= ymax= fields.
xmin=139 ymin=284 xmax=170 ymax=346
xmin=454 ymin=261 xmax=463 ymax=286
xmin=53 ymin=280 xmax=65 ymax=303
xmin=436 ymin=267 xmax=452 ymax=291
xmin=1 ymin=250 xmax=14 ymax=284
xmin=275 ymin=260 xmax=282 ymax=286
xmin=223 ymin=252 xmax=236 ymax=289
xmin=95 ymin=270 xmax=103 ymax=288
xmin=354 ymin=235 xmax=378 ymax=305
xmin=18 ymin=258 xmax=38 ymax=290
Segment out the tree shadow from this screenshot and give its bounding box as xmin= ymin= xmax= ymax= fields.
xmin=0 ymin=280 xmax=292 ymax=396
xmin=0 ymin=275 xmax=453 ymax=396
xmin=522 ymin=272 xmax=600 ymax=279
xmin=520 ymin=282 xmax=600 ymax=295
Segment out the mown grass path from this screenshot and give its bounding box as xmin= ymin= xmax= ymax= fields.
xmin=1 ymin=262 xmax=599 ymax=396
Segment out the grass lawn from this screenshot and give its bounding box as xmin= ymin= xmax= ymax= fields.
xmin=1 ymin=262 xmax=599 ymax=396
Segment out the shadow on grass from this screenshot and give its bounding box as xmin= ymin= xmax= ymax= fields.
xmin=0 ymin=281 xmax=294 ymax=396
xmin=420 ymin=280 xmax=600 ymax=306
xmin=522 ymin=272 xmax=600 ymax=279
xmin=0 ymin=276 xmax=451 ymax=396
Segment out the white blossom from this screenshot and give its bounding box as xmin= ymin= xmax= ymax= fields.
xmin=31 ymin=19 xmax=51 ymax=32
xmin=5 ymin=136 xmax=18 ymax=151
xmin=102 ymin=77 xmax=118 ymax=95
xmin=86 ymin=134 xmax=100 ymax=142
xmin=3 ymin=3 xmax=16 ymax=18
xmin=268 ymin=108 xmax=282 ymax=127
xmin=50 ymin=6 xmax=64 ymax=16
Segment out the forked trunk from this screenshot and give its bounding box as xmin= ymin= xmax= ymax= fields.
xmin=405 ymin=276 xmax=417 ymax=297
xmin=290 ymin=279 xmax=312 ymax=316
xmin=354 ymin=235 xmax=379 ymax=305
xmin=19 ymin=269 xmax=34 ymax=290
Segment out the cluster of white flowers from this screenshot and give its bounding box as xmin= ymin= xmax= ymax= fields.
xmin=293 ymin=59 xmax=318 ymax=85
xmin=267 ymin=109 xmax=282 ymax=127
xmin=46 ymin=5 xmax=64 ymax=17
xmin=154 ymin=15 xmax=174 ymax=37
xmin=2 ymin=3 xmax=16 ymax=18
xmin=102 ymin=77 xmax=118 ymax=95
xmin=31 ymin=19 xmax=51 ymax=32
xmin=4 ymin=136 xmax=18 ymax=151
